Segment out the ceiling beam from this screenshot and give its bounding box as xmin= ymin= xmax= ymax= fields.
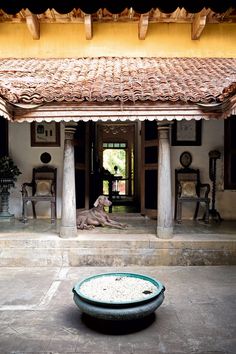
xmin=26 ymin=13 xmax=40 ymax=40
xmin=191 ymin=12 xmax=207 ymax=40
xmin=138 ymin=14 xmax=149 ymax=40
xmin=84 ymin=14 xmax=93 ymax=40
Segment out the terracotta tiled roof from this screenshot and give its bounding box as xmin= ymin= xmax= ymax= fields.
xmin=0 ymin=57 xmax=235 ymax=105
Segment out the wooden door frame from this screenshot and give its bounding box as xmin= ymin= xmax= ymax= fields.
xmin=0 ymin=116 xmax=8 ymax=157
xmin=74 ymin=121 xmax=90 ymax=210
xmin=96 ymin=121 xmax=137 ymax=200
xmin=224 ymin=115 xmax=236 ymax=189
xmin=140 ymin=121 xmax=158 ymax=218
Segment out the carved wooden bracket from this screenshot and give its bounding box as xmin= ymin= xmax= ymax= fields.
xmin=26 ymin=14 xmax=40 ymax=40
xmin=138 ymin=14 xmax=149 ymax=40
xmin=84 ymin=14 xmax=93 ymax=40
xmin=191 ymin=11 xmax=207 ymax=40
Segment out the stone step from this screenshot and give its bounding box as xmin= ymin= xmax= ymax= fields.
xmin=0 ymin=232 xmax=236 ymax=266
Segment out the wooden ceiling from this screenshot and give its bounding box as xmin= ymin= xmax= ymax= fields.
xmin=0 ymin=7 xmax=235 ymax=40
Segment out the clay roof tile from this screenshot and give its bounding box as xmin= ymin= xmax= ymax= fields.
xmin=0 ymin=57 xmax=235 ymax=105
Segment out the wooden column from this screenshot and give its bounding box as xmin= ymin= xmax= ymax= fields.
xmin=60 ymin=123 xmax=77 ymax=238
xmin=157 ymin=123 xmax=173 ymax=239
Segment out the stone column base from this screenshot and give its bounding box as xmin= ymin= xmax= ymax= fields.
xmin=60 ymin=225 xmax=78 ymax=238
xmin=157 ymin=226 xmax=173 ymax=239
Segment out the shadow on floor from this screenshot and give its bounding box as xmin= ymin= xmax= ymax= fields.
xmin=174 ymin=219 xmax=236 ymax=235
xmin=81 ymin=313 xmax=156 ymax=335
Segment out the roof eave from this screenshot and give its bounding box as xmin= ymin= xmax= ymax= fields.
xmin=1 ymin=98 xmax=235 ymax=123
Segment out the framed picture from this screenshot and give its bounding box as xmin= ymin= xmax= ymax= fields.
xmin=171 ymin=120 xmax=202 ymax=146
xmin=31 ymin=122 xmax=60 ymax=147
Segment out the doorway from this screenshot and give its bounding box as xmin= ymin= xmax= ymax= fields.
xmin=102 ymin=145 xmax=129 ymax=196
xmin=96 ymin=122 xmax=138 ymax=212
xmin=74 ymin=120 xmax=158 ymax=217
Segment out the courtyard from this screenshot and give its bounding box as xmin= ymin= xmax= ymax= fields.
xmin=0 ymin=265 xmax=235 ymax=354
xmin=0 ymin=2 xmax=235 ymax=353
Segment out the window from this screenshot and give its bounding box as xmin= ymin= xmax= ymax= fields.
xmin=224 ymin=116 xmax=236 ymax=189
xmin=103 ymin=142 xmax=127 ymax=149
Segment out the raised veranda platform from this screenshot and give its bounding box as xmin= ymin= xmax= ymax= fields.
xmin=0 ymin=214 xmax=235 ymax=266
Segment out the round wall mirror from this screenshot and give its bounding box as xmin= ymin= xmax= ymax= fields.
xmin=180 ymin=151 xmax=192 ymax=168
xmin=40 ymin=152 xmax=52 ymax=164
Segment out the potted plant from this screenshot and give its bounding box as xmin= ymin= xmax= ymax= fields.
xmin=0 ymin=156 xmax=21 ymax=219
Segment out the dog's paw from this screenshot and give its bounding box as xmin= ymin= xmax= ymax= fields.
xmin=87 ymin=225 xmax=95 ymax=230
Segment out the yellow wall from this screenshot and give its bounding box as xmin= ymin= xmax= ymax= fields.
xmin=0 ymin=22 xmax=235 ymax=58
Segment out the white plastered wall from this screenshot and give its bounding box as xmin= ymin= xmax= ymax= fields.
xmin=8 ymin=122 xmax=64 ymax=219
xmin=171 ymin=119 xmax=236 ymax=220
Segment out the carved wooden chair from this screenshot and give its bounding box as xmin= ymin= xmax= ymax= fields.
xmin=175 ymin=168 xmax=210 ymax=223
xmin=21 ymin=166 xmax=57 ymax=223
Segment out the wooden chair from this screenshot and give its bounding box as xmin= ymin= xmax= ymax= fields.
xmin=21 ymin=166 xmax=57 ymax=223
xmin=175 ymin=167 xmax=210 ymax=223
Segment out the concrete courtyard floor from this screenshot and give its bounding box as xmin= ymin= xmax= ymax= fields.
xmin=0 ymin=266 xmax=235 ymax=354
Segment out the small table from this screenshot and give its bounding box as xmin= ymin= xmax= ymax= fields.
xmin=102 ymin=175 xmax=123 ymax=213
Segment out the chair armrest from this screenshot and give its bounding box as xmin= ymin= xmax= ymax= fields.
xmin=199 ymin=183 xmax=210 ymax=198
xmin=177 ymin=182 xmax=182 ymax=197
xmin=51 ymin=182 xmax=56 ymax=196
xmin=21 ymin=182 xmax=33 ymax=197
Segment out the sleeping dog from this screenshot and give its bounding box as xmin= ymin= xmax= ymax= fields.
xmin=76 ymin=195 xmax=127 ymax=230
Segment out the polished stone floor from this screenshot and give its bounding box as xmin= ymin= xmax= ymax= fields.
xmin=0 ymin=265 xmax=235 ymax=354
xmin=0 ymin=215 xmax=236 ymax=237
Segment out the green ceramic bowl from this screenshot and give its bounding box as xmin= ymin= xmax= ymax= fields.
xmin=73 ymin=272 xmax=165 ymax=307
xmin=72 ymin=272 xmax=165 ymax=320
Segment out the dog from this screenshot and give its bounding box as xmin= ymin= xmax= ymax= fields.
xmin=76 ymin=195 xmax=127 ymax=230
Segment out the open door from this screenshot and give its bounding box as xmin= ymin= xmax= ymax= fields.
xmin=74 ymin=121 xmax=90 ymax=210
xmin=96 ymin=122 xmax=136 ymax=211
xmin=0 ymin=116 xmax=8 ymax=157
xmin=141 ymin=121 xmax=158 ymax=218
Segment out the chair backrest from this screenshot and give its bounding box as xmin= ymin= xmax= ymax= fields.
xmin=176 ymin=168 xmax=200 ymax=182
xmin=32 ymin=166 xmax=57 ymax=196
xmin=175 ymin=167 xmax=201 ymax=197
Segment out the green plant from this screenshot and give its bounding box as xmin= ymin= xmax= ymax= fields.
xmin=0 ymin=156 xmax=21 ymax=185
xmin=103 ymin=149 xmax=126 ymax=176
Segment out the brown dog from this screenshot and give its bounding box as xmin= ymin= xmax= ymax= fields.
xmin=76 ymin=195 xmax=127 ymax=230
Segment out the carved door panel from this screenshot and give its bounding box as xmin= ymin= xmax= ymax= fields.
xmin=141 ymin=121 xmax=158 ymax=218
xmin=0 ymin=116 xmax=8 ymax=157
xmin=74 ymin=121 xmax=90 ymax=210
xmin=225 ymin=116 xmax=236 ymax=189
